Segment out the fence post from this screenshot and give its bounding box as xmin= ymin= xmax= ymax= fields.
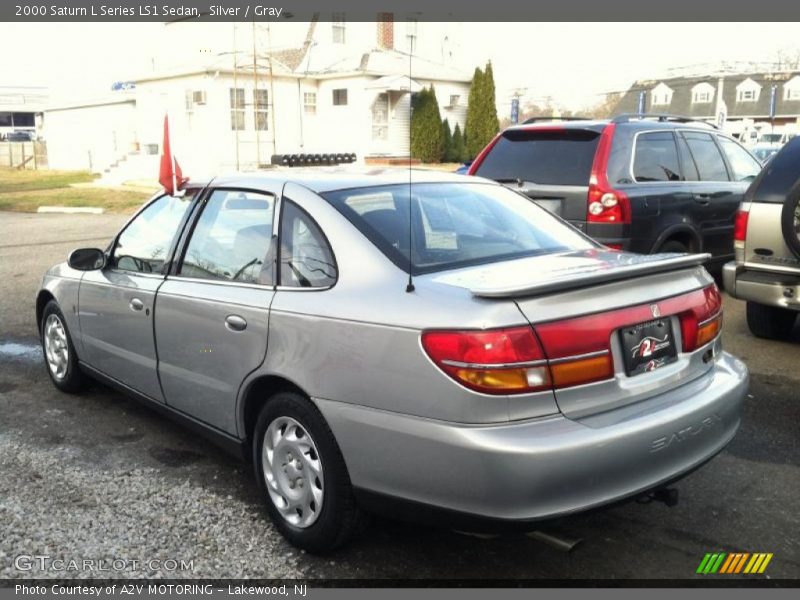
xmin=32 ymin=143 xmax=37 ymax=169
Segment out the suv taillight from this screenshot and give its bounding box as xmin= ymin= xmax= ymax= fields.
xmin=587 ymin=124 xmax=631 ymax=224
xmin=421 ymin=327 xmax=550 ymax=395
xmin=733 ymin=209 xmax=749 ymax=247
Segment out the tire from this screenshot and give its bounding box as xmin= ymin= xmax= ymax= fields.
xmin=253 ymin=391 xmax=365 ymax=553
xmin=40 ymin=300 xmax=85 ymax=393
xmin=746 ymin=301 xmax=797 ymax=340
xmin=780 ymin=186 xmax=800 ymax=259
xmin=658 ymin=240 xmax=690 ymax=254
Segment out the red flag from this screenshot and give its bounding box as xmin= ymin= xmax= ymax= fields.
xmin=158 ymin=114 xmax=188 ymax=195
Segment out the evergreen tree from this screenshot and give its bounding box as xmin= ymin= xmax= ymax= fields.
xmin=464 ymin=62 xmax=500 ymax=159
xmin=464 ymin=66 xmax=484 ymax=158
xmin=410 ymin=86 xmax=444 ymax=163
xmin=483 ymin=61 xmax=500 ymax=141
xmin=442 ymin=118 xmax=453 ymax=162
xmin=451 ymin=123 xmax=466 ymax=163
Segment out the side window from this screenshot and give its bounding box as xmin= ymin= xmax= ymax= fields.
xmin=676 ymin=136 xmax=700 ymax=181
xmin=718 ymin=136 xmax=762 ymax=182
xmin=180 ymin=189 xmax=275 ymax=285
xmin=632 ymin=132 xmax=681 ymax=182
xmin=279 ymin=200 xmax=337 ymax=288
xmin=112 ymin=193 xmax=193 ymax=274
xmin=681 ymin=132 xmax=730 ymax=182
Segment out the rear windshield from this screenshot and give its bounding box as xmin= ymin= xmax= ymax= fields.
xmin=321 ymin=182 xmax=595 ymax=275
xmin=473 ymin=128 xmax=601 ymax=186
xmin=750 ymin=137 xmax=800 ymax=204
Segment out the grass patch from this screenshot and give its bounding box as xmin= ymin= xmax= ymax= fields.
xmin=0 ymin=187 xmax=150 ymax=213
xmin=0 ymin=167 xmax=96 ymax=193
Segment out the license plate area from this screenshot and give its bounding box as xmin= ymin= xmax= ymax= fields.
xmin=619 ymin=318 xmax=677 ymax=376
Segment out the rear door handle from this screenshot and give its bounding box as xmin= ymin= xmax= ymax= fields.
xmin=225 ymin=314 xmax=247 ymax=332
xmin=694 ymin=194 xmax=711 ymax=205
xmin=129 ymin=298 xmax=144 ymax=312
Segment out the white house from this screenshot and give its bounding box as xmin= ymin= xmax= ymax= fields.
xmin=43 ymin=17 xmax=472 ymax=178
xmin=0 ymin=85 xmax=48 ymax=139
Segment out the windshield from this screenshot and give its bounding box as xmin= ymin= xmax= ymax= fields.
xmin=321 ymin=182 xmax=595 ymax=274
xmin=473 ymin=128 xmax=601 ymax=185
xmin=759 ymin=133 xmax=782 ymax=143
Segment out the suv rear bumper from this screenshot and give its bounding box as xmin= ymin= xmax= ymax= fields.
xmin=568 ymin=220 xmax=632 ymax=249
xmin=723 ymin=261 xmax=800 ymax=309
xmin=316 ymin=351 xmax=747 ymax=523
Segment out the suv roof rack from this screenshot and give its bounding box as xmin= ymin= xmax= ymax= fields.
xmin=611 ymin=113 xmax=718 ymax=129
xmin=521 ymin=116 xmax=592 ymax=124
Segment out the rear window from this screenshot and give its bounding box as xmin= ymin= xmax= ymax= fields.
xmin=473 ymin=128 xmax=601 ymax=186
xmin=322 ymin=182 xmax=595 ymax=275
xmin=750 ymin=137 xmax=800 ymax=204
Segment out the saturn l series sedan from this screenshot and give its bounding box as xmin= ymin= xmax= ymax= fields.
xmin=37 ymin=169 xmax=748 ymax=552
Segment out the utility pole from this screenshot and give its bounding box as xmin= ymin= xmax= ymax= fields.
xmin=267 ymin=22 xmax=277 ymax=156
xmin=232 ymin=23 xmax=240 ymax=171
xmin=252 ymin=19 xmax=261 ymax=168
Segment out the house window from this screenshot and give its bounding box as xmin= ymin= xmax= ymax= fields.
xmin=303 ymin=92 xmax=317 ymax=114
xmin=785 ymin=87 xmax=800 ymax=101
xmin=229 ymin=87 xmax=245 ymax=131
xmin=405 ymin=19 xmax=418 ymax=54
xmin=692 ymin=91 xmax=711 ymax=103
xmin=372 ymin=93 xmax=388 ymax=141
xmin=332 ymin=13 xmax=345 ymax=44
xmin=449 ymin=95 xmax=460 ymax=108
xmin=738 ymin=89 xmax=757 ymax=102
xmin=254 ymin=89 xmax=269 ymax=131
xmin=651 ymin=93 xmax=670 ymax=106
xmin=333 ymin=89 xmax=348 ymax=106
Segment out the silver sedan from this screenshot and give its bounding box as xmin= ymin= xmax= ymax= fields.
xmin=37 ymin=169 xmax=748 ymax=552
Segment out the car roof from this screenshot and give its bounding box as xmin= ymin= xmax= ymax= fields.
xmin=191 ymin=167 xmax=487 ymax=194
xmin=502 ymin=118 xmax=717 ymax=134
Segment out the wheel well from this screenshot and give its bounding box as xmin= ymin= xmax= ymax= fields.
xmin=241 ymin=375 xmax=307 ymax=446
xmin=36 ymin=290 xmax=55 ymax=333
xmin=658 ymin=230 xmax=699 ymax=253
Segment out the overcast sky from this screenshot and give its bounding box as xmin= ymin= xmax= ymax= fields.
xmin=3 ymin=22 xmax=800 ymax=113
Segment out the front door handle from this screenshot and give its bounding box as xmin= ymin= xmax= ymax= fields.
xmin=129 ymin=298 xmax=144 ymax=312
xmin=225 ymin=314 xmax=247 ymax=332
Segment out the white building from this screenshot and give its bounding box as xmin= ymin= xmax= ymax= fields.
xmin=0 ymin=85 xmax=48 ymax=139
xmin=43 ymin=17 xmax=471 ymax=178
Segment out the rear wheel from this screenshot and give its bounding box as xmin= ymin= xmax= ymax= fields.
xmin=746 ymin=301 xmax=797 ymax=340
xmin=40 ymin=300 xmax=85 ymax=393
xmin=253 ymin=391 xmax=364 ymax=553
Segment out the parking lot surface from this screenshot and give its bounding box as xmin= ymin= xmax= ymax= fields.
xmin=0 ymin=211 xmax=798 ymax=580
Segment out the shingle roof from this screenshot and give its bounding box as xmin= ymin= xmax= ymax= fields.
xmin=615 ymin=71 xmax=800 ymax=118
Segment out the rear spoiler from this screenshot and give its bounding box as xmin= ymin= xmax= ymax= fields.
xmin=469 ymin=253 xmax=711 ymax=299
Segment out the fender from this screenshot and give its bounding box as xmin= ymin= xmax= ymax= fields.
xmin=650 ymin=222 xmax=702 ymax=254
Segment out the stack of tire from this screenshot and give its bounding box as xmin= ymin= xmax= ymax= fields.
xmin=271 ymin=153 xmax=357 ymax=167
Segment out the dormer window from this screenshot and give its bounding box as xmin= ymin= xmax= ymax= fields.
xmin=736 ymin=78 xmax=761 ymax=102
xmin=650 ymin=82 xmax=674 ymax=106
xmin=691 ymin=82 xmax=715 ymax=104
xmin=784 ymin=76 xmax=800 ymax=101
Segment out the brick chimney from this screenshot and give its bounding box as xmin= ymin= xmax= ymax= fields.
xmin=377 ymin=13 xmax=394 ymax=50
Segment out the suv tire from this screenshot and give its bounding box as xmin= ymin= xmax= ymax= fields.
xmin=780 ymin=186 xmax=800 ymax=259
xmin=746 ymin=301 xmax=797 ymax=340
xmin=253 ymin=391 xmax=365 ymax=553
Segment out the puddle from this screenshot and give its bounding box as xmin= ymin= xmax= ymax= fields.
xmin=0 ymin=341 xmax=42 ymax=361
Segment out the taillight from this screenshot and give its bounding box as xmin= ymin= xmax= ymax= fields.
xmin=733 ymin=209 xmax=749 ymax=247
xmin=421 ymin=327 xmax=550 ymax=395
xmin=587 ymin=124 xmax=631 ymax=224
xmin=678 ymin=284 xmax=723 ymax=352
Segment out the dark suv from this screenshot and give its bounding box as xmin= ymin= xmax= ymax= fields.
xmin=468 ymin=114 xmax=762 ymax=269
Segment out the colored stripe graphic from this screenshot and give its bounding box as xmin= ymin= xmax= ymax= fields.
xmin=735 ymin=553 xmax=750 ymax=573
xmin=699 ymin=552 xmax=773 ymax=574
xmin=758 ymin=554 xmax=773 ymax=573
xmin=697 ymin=554 xmax=713 ymax=574
xmin=719 ymin=554 xmax=736 ymax=574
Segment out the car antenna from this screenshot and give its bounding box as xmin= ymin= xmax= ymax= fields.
xmin=406 ymin=50 xmax=415 ymax=294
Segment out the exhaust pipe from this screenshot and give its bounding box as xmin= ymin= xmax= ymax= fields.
xmin=525 ymin=530 xmax=583 ymax=553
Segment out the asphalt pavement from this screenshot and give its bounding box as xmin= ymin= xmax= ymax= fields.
xmin=0 ymin=211 xmax=798 ymax=581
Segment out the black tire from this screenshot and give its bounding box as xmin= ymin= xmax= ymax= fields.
xmin=40 ymin=300 xmax=85 ymax=393
xmin=780 ymin=186 xmax=800 ymax=259
xmin=658 ymin=240 xmax=690 ymax=254
xmin=746 ymin=301 xmax=797 ymax=340
xmin=252 ymin=391 xmax=365 ymax=553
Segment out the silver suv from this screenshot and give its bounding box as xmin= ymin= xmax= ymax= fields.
xmin=724 ymin=137 xmax=800 ymax=339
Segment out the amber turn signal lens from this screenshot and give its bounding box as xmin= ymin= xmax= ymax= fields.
xmin=455 ymin=366 xmax=551 ymax=393
xmin=696 ymin=314 xmax=722 ymax=348
xmin=550 ymin=354 xmax=614 ymax=388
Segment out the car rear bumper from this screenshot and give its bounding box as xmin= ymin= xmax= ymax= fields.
xmin=316 ymin=351 xmax=747 ymax=522
xmin=723 ymin=261 xmax=800 ymax=309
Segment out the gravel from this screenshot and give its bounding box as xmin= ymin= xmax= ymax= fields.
xmin=0 ymin=432 xmax=305 ymax=579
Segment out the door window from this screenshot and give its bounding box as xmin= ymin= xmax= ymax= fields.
xmin=676 ymin=136 xmax=700 ymax=181
xmin=180 ymin=189 xmax=275 ymax=285
xmin=681 ymin=132 xmax=730 ymax=182
xmin=111 ymin=193 xmax=194 ymax=274
xmin=717 ymin=136 xmax=762 ymax=182
xmin=632 ymin=132 xmax=681 ymax=182
xmin=279 ymin=200 xmax=337 ymax=288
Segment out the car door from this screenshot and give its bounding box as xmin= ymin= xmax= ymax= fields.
xmin=154 ymin=188 xmax=277 ymax=435
xmin=79 ymin=192 xmax=196 ymax=401
xmin=679 ymin=130 xmax=741 ymax=260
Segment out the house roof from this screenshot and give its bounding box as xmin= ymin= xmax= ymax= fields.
xmin=615 ymin=71 xmax=800 ymax=119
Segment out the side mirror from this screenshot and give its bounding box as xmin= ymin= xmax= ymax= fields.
xmin=68 ymin=248 xmax=105 ymax=271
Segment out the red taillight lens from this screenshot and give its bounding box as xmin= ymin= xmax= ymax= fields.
xmin=587 ymin=124 xmax=631 ymax=224
xmin=421 ymin=327 xmax=550 ymax=394
xmin=734 ymin=209 xmax=749 ymax=243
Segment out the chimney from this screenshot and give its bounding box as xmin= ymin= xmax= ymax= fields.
xmin=377 ymin=13 xmax=394 ymax=50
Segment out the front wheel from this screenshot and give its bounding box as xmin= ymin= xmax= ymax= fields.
xmin=746 ymin=301 xmax=797 ymax=340
xmin=40 ymin=300 xmax=85 ymax=393
xmin=253 ymin=391 xmax=364 ymax=553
